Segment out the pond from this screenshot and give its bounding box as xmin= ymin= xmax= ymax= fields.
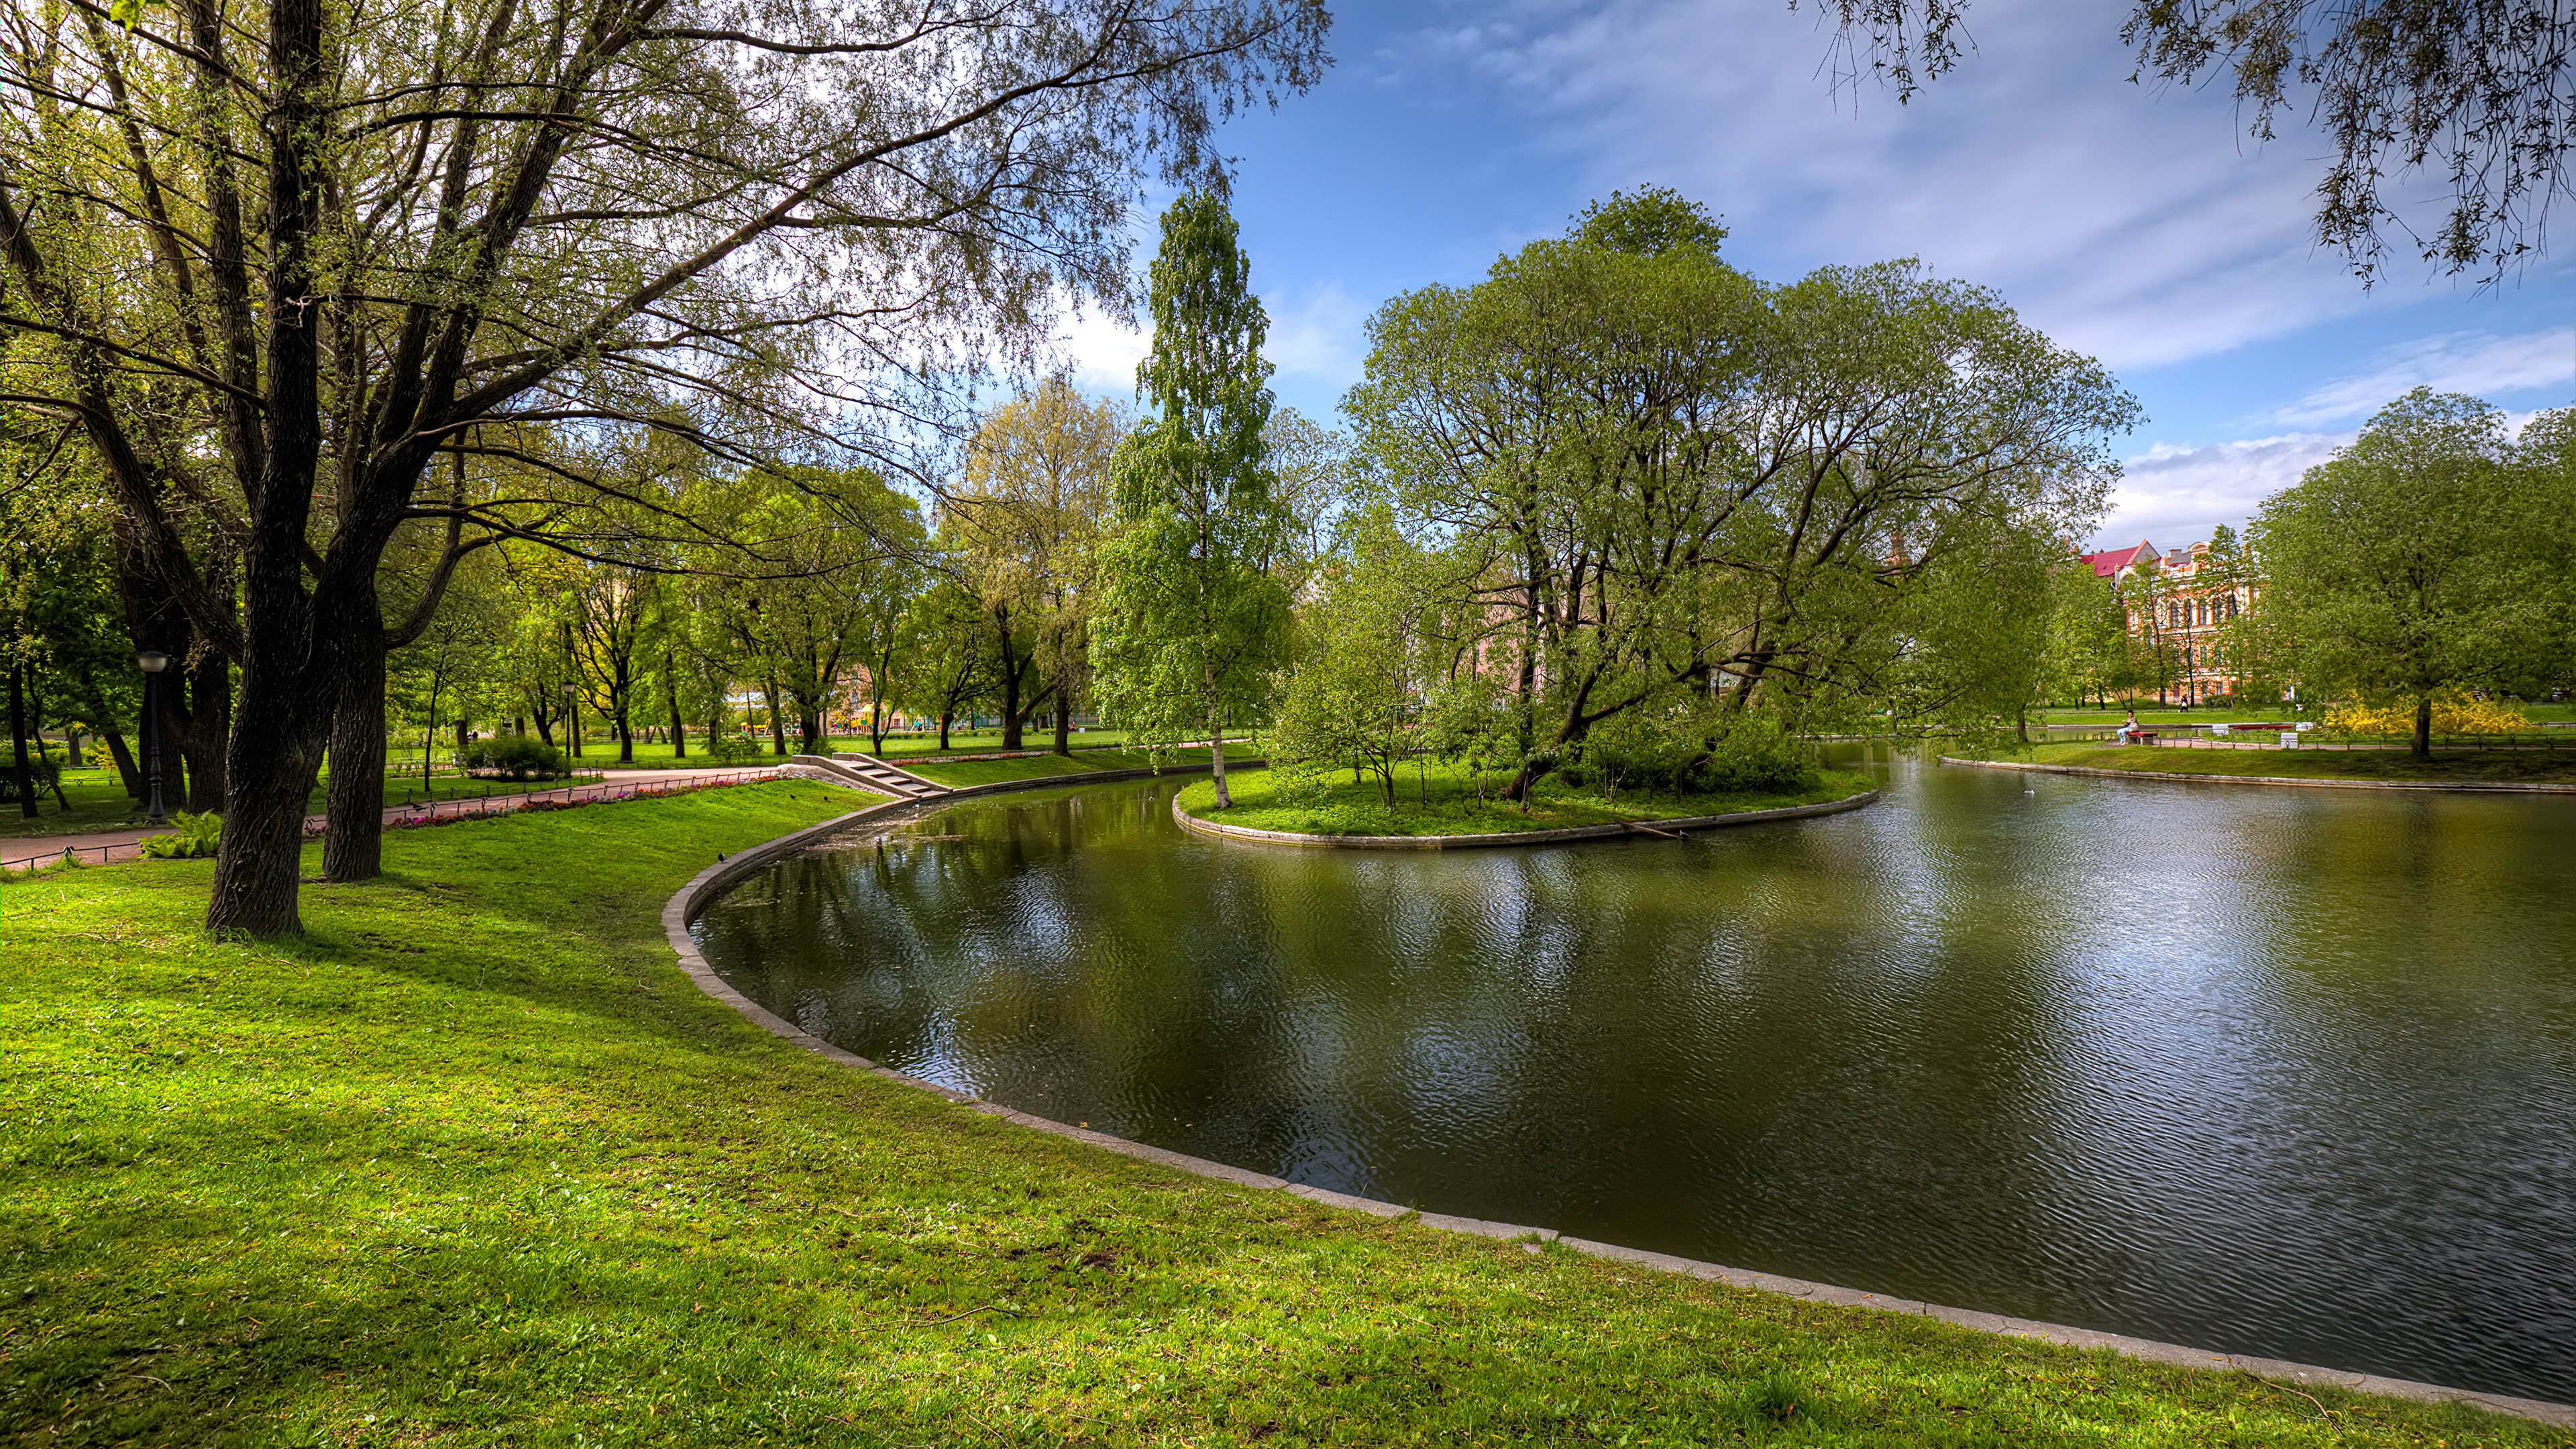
xmin=690 ymin=757 xmax=2576 ymax=1403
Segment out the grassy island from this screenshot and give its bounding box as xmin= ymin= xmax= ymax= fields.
xmin=2 ymin=782 xmax=2559 ymax=1446
xmin=1175 ymin=761 xmax=1878 ymax=838
xmin=2002 ymin=742 xmax=2576 ymax=786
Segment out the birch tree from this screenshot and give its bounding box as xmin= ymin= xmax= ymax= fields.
xmin=1091 ymin=193 xmax=1291 ymax=807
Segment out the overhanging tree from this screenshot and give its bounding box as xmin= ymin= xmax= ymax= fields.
xmin=0 ymin=0 xmax=1328 ymax=935
xmin=1811 ymin=0 xmax=2576 ymax=280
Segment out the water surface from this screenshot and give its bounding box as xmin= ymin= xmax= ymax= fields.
xmin=692 ymin=759 xmax=2576 ymax=1401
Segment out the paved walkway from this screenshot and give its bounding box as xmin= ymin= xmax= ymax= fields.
xmin=1 ymin=765 xmax=782 ymax=873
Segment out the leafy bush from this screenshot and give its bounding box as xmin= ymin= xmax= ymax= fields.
xmin=0 ymin=755 xmax=62 ymax=804
xmin=2324 ymin=691 xmax=2528 ymax=737
xmin=1700 ymin=716 xmax=1819 ymax=793
xmin=1578 ymin=712 xmax=1817 ymax=797
xmin=460 ymin=734 xmax=568 ymax=780
xmin=702 ymin=732 xmax=763 ymax=765
xmin=138 ymin=811 xmax=222 ymax=859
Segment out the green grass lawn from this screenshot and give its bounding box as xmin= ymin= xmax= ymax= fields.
xmin=904 ymin=746 xmax=1230 ymax=788
xmin=2006 ymin=742 xmax=2576 ymax=784
xmin=1179 ymin=759 xmax=1878 ymax=838
xmin=2027 ymin=704 xmax=2576 ymax=728
xmin=1 ymin=782 xmax=2553 ymax=1446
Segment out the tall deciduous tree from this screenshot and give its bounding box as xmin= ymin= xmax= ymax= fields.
xmin=1091 ymin=193 xmax=1293 ymax=807
xmin=956 ymin=380 xmax=1122 ymax=753
xmin=713 ymin=468 xmax=924 ymax=755
xmin=2251 ymin=388 xmax=2570 ymax=756
xmin=1349 ymin=190 xmax=2130 ymax=800
xmin=0 ymin=0 xmax=1328 ymax=934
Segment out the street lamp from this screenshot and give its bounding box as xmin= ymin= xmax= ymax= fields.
xmin=136 ymin=649 xmax=170 ymax=824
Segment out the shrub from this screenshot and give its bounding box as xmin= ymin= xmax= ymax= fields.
xmin=460 ymin=734 xmax=568 ymax=780
xmin=1698 ymin=715 xmax=1819 ymax=793
xmin=1580 ymin=712 xmax=1817 ymax=796
xmin=0 ymin=755 xmax=62 ymax=804
xmin=138 ymin=811 xmax=222 ymax=859
xmin=702 ymin=732 xmax=762 ymax=765
xmin=2323 ymin=691 xmax=2528 ymax=738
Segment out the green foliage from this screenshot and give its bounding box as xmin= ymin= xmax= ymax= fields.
xmin=2043 ymin=562 xmax=2135 ymax=707
xmin=1346 ymin=192 xmax=2132 ymax=794
xmin=2253 ymin=388 xmax=2573 ymax=754
xmin=1699 ymin=714 xmax=1822 ymax=792
xmin=1571 ymin=184 xmax=1729 ymax=256
xmin=1265 ymin=506 xmax=1425 ymax=806
xmin=700 ymin=731 xmax=763 ymax=766
xmin=0 ymin=751 xmax=61 ymax=804
xmin=459 ymin=734 xmax=568 ymax=781
xmin=137 ymin=810 xmax=222 ymax=859
xmin=1091 ymin=194 xmax=1294 ymax=799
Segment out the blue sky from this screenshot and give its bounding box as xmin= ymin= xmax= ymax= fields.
xmin=1055 ymin=0 xmax=2576 ymax=551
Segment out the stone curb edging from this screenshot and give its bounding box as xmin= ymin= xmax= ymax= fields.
xmin=660 ymin=775 xmax=2575 ymax=1433
xmin=1170 ymin=786 xmax=1880 ymax=849
xmin=1942 ymin=755 xmax=2576 ymax=794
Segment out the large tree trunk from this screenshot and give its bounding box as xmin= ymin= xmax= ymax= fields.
xmin=322 ymin=600 xmax=389 ymax=883
xmin=1055 ymin=693 xmax=1072 ymax=757
xmin=209 ymin=612 xmax=333 ymax=938
xmin=938 ymin=712 xmax=953 ymax=751
xmin=2414 ymin=692 xmax=2433 ymax=759
xmin=764 ymin=678 xmax=788 ymax=756
xmin=206 ymin=0 xmax=331 ymax=938
xmin=178 ymin=650 xmax=231 ymax=813
xmin=998 ymin=615 xmax=1026 ymax=751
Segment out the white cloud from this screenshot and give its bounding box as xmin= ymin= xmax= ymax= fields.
xmin=1052 ymin=282 xmax=1370 ymax=407
xmin=2265 ymin=329 xmax=2576 ymax=427
xmin=1412 ymin=0 xmax=2400 ymax=371
xmin=1055 ymin=301 xmax=1149 ymax=396
xmin=2089 ymin=432 xmax=2351 ymax=548
xmin=1263 ymin=282 xmax=1372 ymax=389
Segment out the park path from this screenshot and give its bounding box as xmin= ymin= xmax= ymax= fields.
xmin=2 ymin=765 xmax=782 ymax=874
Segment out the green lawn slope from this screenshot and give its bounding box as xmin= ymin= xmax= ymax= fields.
xmin=1 ymin=782 xmax=2559 ymax=1446
xmin=2010 ymin=743 xmax=2576 ymax=785
xmin=1179 ymin=760 xmax=1876 ymax=838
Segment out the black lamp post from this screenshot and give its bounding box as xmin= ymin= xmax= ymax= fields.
xmin=136 ymin=649 xmax=170 ymax=824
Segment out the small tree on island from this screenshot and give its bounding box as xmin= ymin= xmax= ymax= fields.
xmin=1267 ymin=504 xmax=1425 ymax=808
xmin=1092 ymin=194 xmax=1294 ymax=809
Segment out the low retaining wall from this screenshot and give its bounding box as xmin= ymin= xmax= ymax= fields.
xmin=1943 ymin=755 xmax=2576 ymax=794
xmin=659 ymin=770 xmax=2573 ymax=1432
xmin=1171 ymin=786 xmax=1878 ymax=848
